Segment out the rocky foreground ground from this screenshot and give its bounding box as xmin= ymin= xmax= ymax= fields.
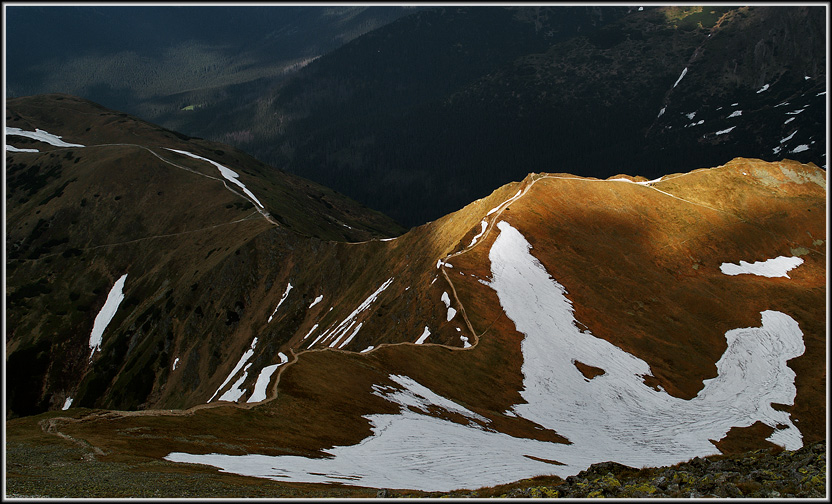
xmin=422 ymin=440 xmax=827 ymax=499
xmin=5 ymin=436 xmax=826 ymax=498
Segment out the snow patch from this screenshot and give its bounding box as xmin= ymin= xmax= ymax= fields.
xmin=486 ymin=189 xmax=523 ymax=216
xmin=172 ymin=357 xmax=180 ymax=371
xmin=780 ymin=130 xmax=797 ymax=143
xmin=219 ymin=363 xmax=252 ymax=403
xmin=208 ymin=337 xmax=258 ymax=403
xmin=714 ymin=126 xmax=736 ymax=136
xmin=165 ymin=222 xmax=805 ymax=491
xmin=756 ymin=84 xmax=770 ymax=93
xmin=6 ymin=145 xmax=39 ymax=153
xmin=165 ymin=149 xmax=264 ymax=208
xmin=685 ymin=112 xmax=696 ymax=120
xmin=361 ymin=346 xmax=375 ymax=353
xmin=310 ymin=278 xmax=394 ymax=349
xmin=302 ymin=324 xmax=319 ymax=341
xmin=790 ymin=144 xmax=809 ymax=153
xmin=415 ymin=326 xmax=431 ymax=345
xmin=89 ymin=274 xmax=128 ymax=362
xmin=268 ymin=283 xmax=293 ymax=323
xmin=784 ymin=117 xmax=795 ymax=125
xmin=672 ymin=67 xmax=688 ymax=88
xmin=657 ymin=107 xmax=666 ymax=118
xmin=460 ymin=335 xmax=471 ymax=348
xmin=6 ymin=127 xmax=85 ymax=147
xmin=62 ymin=398 xmax=73 ymax=410
xmin=468 ymin=220 xmax=488 ymax=247
xmin=309 ymin=295 xmax=324 ymax=309
xmin=247 ymin=353 xmax=288 ymax=403
xmin=720 ymin=256 xmax=804 ymax=278
xmin=727 ymin=110 xmax=742 ymax=118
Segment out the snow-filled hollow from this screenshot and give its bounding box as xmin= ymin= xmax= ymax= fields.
xmin=165 ymin=222 xmax=805 ymax=491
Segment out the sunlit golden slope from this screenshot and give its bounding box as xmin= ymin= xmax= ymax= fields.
xmin=14 ymin=155 xmax=823 ymax=495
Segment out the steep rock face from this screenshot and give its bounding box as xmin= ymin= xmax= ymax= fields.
xmin=26 ymin=155 xmax=825 ymax=492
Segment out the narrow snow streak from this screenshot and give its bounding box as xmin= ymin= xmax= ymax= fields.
xmin=310 ymin=278 xmax=394 ymax=349
xmin=6 ymin=127 xmax=85 ymax=147
xmin=62 ymin=398 xmax=73 ymax=411
xmin=89 ymin=274 xmax=128 ymax=362
xmin=468 ymin=220 xmax=488 ymax=247
xmin=672 ymin=67 xmax=688 ymax=88
xmin=165 ymin=148 xmax=264 ymax=208
xmin=165 ymin=223 xmax=804 ymax=491
xmin=208 ymin=337 xmax=258 ymax=403
xmin=172 ymin=357 xmax=180 ymax=371
xmin=714 ymin=126 xmax=736 ymax=136
xmin=720 ymin=256 xmax=804 ymax=278
xmin=781 ymin=130 xmax=798 ymax=143
xmin=6 ymin=145 xmax=39 ymax=152
xmin=268 ymin=283 xmax=293 ymax=323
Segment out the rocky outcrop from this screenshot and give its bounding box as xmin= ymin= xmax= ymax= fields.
xmin=429 ymin=441 xmax=826 ymax=498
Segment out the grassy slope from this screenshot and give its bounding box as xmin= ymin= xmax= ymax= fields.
xmin=6 ymin=157 xmax=824 ymax=496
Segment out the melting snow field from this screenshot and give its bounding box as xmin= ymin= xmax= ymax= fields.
xmin=720 ymin=256 xmax=804 ymax=278
xmin=6 ymin=126 xmax=86 ymax=147
xmin=89 ymin=274 xmax=128 ymax=362
xmin=165 ymin=222 xmax=805 ymax=491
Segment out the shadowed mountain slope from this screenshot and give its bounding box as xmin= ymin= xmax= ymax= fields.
xmin=234 ymin=5 xmax=825 ymax=228
xmin=5 ymin=94 xmax=406 ymax=417
xmin=6 ymin=94 xmax=825 ymax=493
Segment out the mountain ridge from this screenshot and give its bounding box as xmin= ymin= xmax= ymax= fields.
xmin=5 ymin=94 xmax=826 ymax=494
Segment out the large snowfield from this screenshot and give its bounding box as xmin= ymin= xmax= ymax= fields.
xmin=166 ymin=221 xmax=805 ymax=491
